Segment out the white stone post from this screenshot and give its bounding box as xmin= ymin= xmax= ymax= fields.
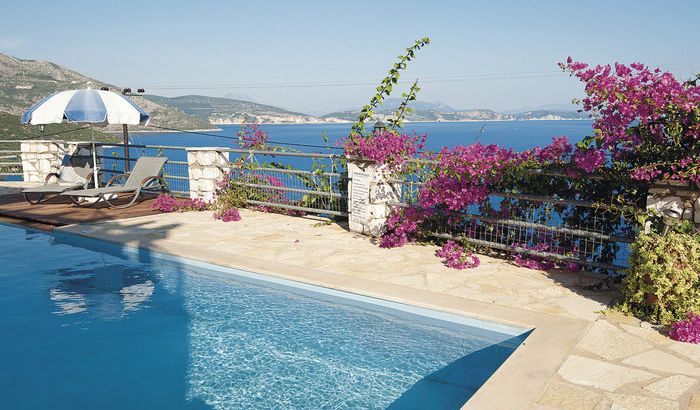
xmin=347 ymin=158 xmax=402 ymax=237
xmin=186 ymin=147 xmax=230 ymax=201
xmin=20 ymin=140 xmax=104 ymax=184
xmin=20 ymin=140 xmax=66 ymax=182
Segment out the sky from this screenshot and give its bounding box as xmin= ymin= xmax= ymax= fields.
xmin=1 ymin=0 xmax=699 ymax=116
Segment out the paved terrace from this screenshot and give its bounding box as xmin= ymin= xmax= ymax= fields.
xmin=2 ymin=182 xmax=698 ymax=409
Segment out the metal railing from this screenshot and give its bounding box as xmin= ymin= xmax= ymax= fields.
xmin=388 ymin=177 xmax=635 ymax=273
xmin=220 ymin=148 xmax=349 ymax=217
xmin=93 ymin=142 xmax=190 ymax=196
xmin=0 ymin=140 xmax=24 ymax=180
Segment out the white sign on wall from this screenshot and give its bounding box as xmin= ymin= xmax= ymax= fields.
xmin=351 ymin=170 xmax=370 ymax=224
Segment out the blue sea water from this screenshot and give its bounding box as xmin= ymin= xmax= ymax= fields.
xmin=0 ymin=223 xmax=528 ymax=409
xmin=129 ymin=120 xmax=595 ymax=154
xmin=113 ymin=120 xmax=595 ymax=192
xmin=3 ymin=120 xmax=595 ymax=183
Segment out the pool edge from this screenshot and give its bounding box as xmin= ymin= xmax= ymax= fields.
xmin=55 ymin=220 xmax=591 ymax=410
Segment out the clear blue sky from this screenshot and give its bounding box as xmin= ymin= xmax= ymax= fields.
xmin=2 ymin=0 xmax=698 ymax=115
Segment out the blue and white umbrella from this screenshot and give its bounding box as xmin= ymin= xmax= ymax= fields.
xmin=21 ymin=88 xmax=150 ymax=126
xmin=21 ymin=88 xmax=150 ymax=188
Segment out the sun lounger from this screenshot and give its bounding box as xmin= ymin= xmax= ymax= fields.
xmin=22 ymin=160 xmax=96 ymax=204
xmin=61 ymin=156 xmax=170 ymax=209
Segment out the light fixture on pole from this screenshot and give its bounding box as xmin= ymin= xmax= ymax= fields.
xmin=661 ymin=208 xmax=682 ymax=236
xmin=373 ymin=120 xmax=386 ymax=135
xmin=119 ymin=87 xmax=146 ymax=172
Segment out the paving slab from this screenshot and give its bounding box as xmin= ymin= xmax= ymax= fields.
xmin=605 ymin=392 xmax=678 ymax=410
xmin=643 ymin=375 xmax=697 ymax=400
xmin=604 ymin=310 xmax=641 ymax=326
xmin=690 ymin=394 xmax=700 ymax=409
xmin=669 ymin=343 xmax=700 ymax=365
xmin=620 ymin=324 xmax=673 ymax=345
xmin=577 ymin=320 xmax=652 ymax=360
xmin=558 ymin=355 xmax=656 ymax=392
xmin=538 ymin=381 xmax=603 ymax=409
xmin=622 ymin=350 xmax=700 ymax=377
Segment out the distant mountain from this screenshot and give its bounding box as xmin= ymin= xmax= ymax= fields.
xmin=144 ymin=95 xmax=325 ymax=125
xmin=322 ymin=108 xmax=514 ymax=122
xmin=0 ymin=53 xmax=589 ymax=130
xmin=380 ymin=98 xmax=457 ymax=112
xmin=0 ymin=53 xmax=214 ymax=132
xmin=515 ymin=110 xmax=589 ymax=120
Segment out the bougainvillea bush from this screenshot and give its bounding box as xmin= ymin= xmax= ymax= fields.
xmin=152 ymin=194 xmax=213 ymax=213
xmin=559 ymin=58 xmax=700 ymax=184
xmin=670 ymin=313 xmax=700 ymax=344
xmin=340 ymin=129 xmax=426 ymax=173
xmin=362 ymin=57 xmax=700 ymax=273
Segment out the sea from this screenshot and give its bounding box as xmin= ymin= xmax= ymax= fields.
xmin=6 ymin=120 xmax=596 ymax=182
xmin=128 ymin=120 xmax=595 ymax=154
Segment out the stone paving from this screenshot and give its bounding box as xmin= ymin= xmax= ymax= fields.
xmin=539 ymin=311 xmax=700 ymax=410
xmin=7 ymin=203 xmax=695 ymax=409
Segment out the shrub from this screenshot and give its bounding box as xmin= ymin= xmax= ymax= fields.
xmin=618 ymin=231 xmax=700 ymax=323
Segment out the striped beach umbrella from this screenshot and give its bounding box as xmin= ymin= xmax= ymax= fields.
xmin=21 ymin=88 xmax=150 ymax=187
xmin=21 ymin=88 xmax=150 ymax=126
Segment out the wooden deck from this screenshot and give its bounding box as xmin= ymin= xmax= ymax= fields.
xmin=0 ymin=193 xmax=161 ymax=227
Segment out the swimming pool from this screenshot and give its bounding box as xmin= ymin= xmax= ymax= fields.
xmin=0 ymin=223 xmax=528 ymax=409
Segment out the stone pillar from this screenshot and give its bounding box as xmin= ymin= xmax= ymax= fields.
xmin=20 ymin=140 xmax=66 ymax=182
xmin=186 ymin=147 xmax=230 ymax=201
xmin=647 ymin=181 xmax=700 ymax=224
xmin=347 ymin=158 xmax=402 ymax=237
xmin=20 ymin=140 xmax=105 ymax=184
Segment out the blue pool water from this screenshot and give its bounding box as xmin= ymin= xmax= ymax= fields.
xmin=0 ymin=223 xmax=528 ymax=409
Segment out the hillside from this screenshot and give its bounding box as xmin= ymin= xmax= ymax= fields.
xmin=514 ymin=110 xmax=589 ymax=120
xmin=380 ymin=98 xmax=457 ymax=112
xmin=322 ymin=108 xmax=515 ymax=122
xmin=0 ymin=53 xmax=214 ymax=132
xmin=323 ymin=107 xmax=589 ymax=123
xmin=0 ymin=111 xmax=116 ymax=143
xmin=144 ymin=95 xmax=325 ymax=124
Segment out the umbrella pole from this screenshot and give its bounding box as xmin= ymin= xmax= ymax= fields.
xmin=123 ymin=124 xmax=130 ymax=172
xmin=91 ymin=128 xmax=98 ymax=188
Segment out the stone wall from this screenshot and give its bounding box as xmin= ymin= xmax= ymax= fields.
xmin=187 ymin=147 xmax=230 ymax=201
xmin=646 ymin=181 xmax=700 ymax=224
xmin=347 ymin=159 xmax=402 ymax=237
xmin=20 ymin=140 xmax=102 ymax=183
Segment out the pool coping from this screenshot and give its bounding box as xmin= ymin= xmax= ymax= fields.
xmin=55 ymin=219 xmax=591 ymax=410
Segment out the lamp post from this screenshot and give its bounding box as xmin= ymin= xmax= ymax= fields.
xmin=373 ymin=120 xmax=386 ymax=136
xmin=661 ymin=208 xmax=682 ymax=235
xmin=117 ymin=87 xmax=145 ymax=172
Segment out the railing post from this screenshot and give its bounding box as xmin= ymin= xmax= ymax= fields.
xmin=347 ymin=158 xmax=402 ymax=237
xmin=186 ymin=147 xmax=230 ymax=201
